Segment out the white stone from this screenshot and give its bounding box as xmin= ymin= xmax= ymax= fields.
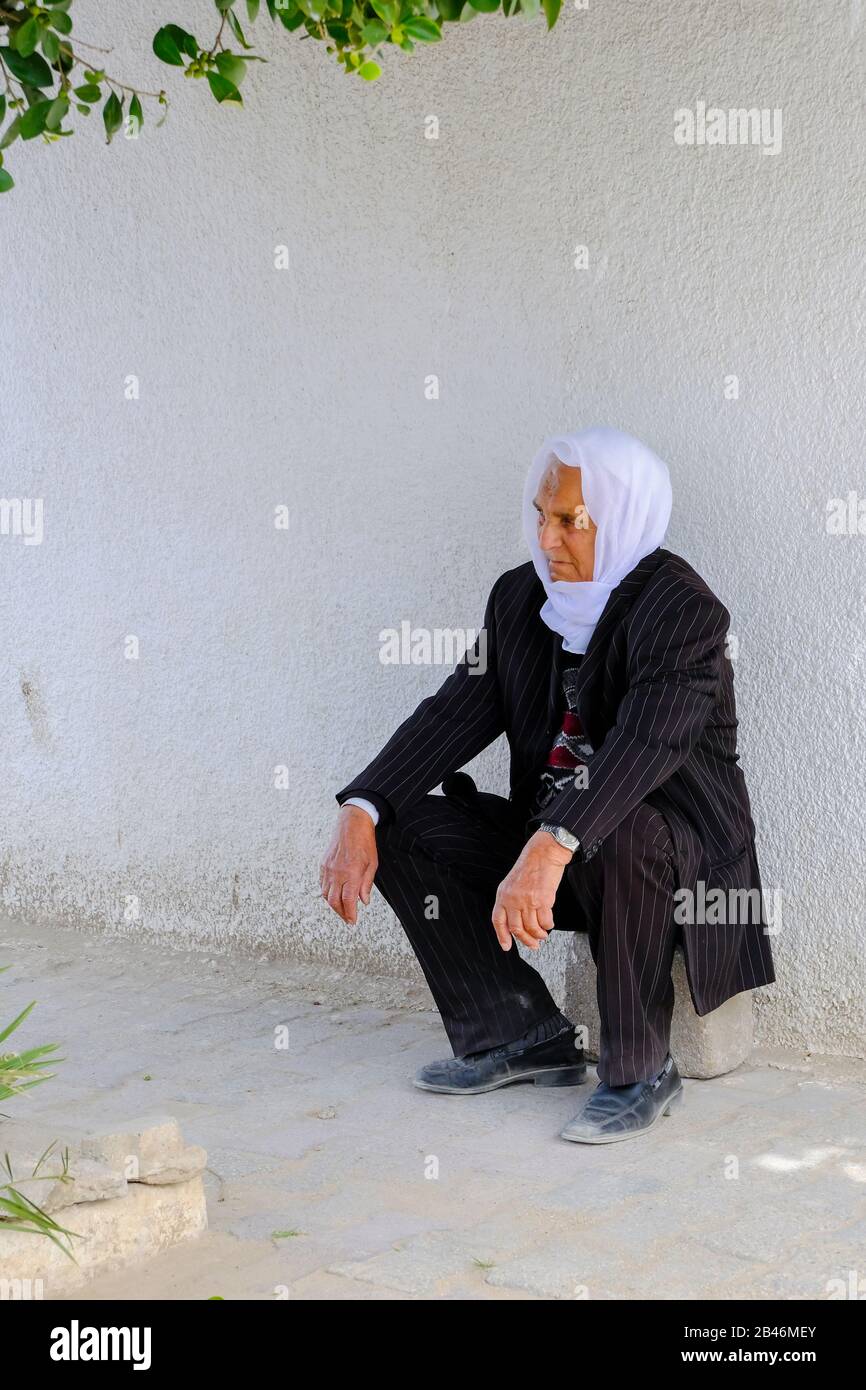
xmin=11 ymin=1158 xmax=127 ymax=1215
xmin=565 ymin=935 xmax=753 ymax=1079
xmin=79 ymin=1115 xmax=206 ymax=1184
xmin=0 ymin=1177 xmax=207 ymax=1297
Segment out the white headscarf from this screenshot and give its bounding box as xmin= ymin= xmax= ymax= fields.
xmin=522 ymin=426 xmax=672 ymax=654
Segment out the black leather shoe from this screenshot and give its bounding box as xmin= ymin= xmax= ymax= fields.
xmin=559 ymin=1055 xmax=683 ymax=1143
xmin=413 ymin=1026 xmax=587 ymax=1095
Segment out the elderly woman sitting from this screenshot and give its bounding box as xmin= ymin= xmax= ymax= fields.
xmin=321 ymin=427 xmax=775 ymax=1145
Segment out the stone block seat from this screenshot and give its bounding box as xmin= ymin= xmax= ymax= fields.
xmin=564 ymin=934 xmax=753 ymax=1080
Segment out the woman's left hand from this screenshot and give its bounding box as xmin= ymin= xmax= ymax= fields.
xmin=492 ymin=831 xmax=574 ymax=951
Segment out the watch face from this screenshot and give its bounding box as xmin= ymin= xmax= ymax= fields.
xmin=542 ymin=824 xmax=577 ymax=849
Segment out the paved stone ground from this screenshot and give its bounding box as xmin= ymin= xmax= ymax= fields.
xmin=3 ymin=916 xmax=865 ymax=1300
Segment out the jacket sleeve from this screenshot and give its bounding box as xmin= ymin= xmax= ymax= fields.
xmin=528 ymin=585 xmax=729 ymax=856
xmin=335 ymin=575 xmax=506 ymax=822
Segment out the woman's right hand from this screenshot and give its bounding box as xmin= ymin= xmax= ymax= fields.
xmin=319 ymin=805 xmax=379 ymax=925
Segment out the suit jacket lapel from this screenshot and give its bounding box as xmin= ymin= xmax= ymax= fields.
xmin=535 ymin=547 xmax=669 ymax=730
xmin=545 ymin=627 xmax=565 ymax=725
xmin=565 ymin=547 xmax=670 ymax=733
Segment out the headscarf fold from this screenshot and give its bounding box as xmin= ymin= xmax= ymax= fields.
xmin=522 ymin=426 xmax=672 ymax=654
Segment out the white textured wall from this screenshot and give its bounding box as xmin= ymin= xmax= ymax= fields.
xmin=1 ymin=1 xmax=863 ymax=1056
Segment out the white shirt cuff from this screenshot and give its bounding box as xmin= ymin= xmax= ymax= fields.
xmin=343 ymin=796 xmax=380 ymax=826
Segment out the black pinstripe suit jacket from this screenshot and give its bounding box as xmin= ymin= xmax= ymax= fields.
xmin=336 ymin=547 xmax=775 ymax=1013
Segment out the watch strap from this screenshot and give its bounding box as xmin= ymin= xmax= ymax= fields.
xmin=539 ymin=822 xmax=580 ymax=853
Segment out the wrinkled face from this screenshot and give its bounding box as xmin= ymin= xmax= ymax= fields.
xmin=532 ymin=461 xmax=597 ymax=582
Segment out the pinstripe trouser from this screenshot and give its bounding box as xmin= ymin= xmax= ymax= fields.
xmin=373 ymin=788 xmax=680 ymax=1086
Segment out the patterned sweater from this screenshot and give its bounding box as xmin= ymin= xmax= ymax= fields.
xmin=529 ymin=650 xmax=595 ymax=822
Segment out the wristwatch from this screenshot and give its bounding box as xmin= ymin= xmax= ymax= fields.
xmin=539 ymin=822 xmax=580 ymax=854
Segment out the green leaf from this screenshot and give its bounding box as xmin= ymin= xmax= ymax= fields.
xmin=468 ymin=0 xmax=500 ymax=9
xmin=152 ymin=28 xmax=184 ymax=65
xmin=1 ymin=47 xmax=54 ymax=87
xmin=276 ymin=8 xmax=304 ymax=30
xmin=358 ymin=59 xmax=381 ymax=79
xmin=129 ymin=93 xmax=143 ymax=128
xmin=19 ymin=99 xmax=53 ymax=140
xmin=164 ymin=24 xmax=199 ymax=58
xmin=74 ymin=83 xmax=102 ymax=103
xmin=0 ymin=97 xmax=5 ymax=125
xmin=170 ymin=25 xmax=198 ymax=56
xmin=361 ymin=18 xmax=388 ymax=43
xmin=215 ymin=52 xmax=247 ymax=85
xmin=206 ymin=72 xmax=243 ymax=104
xmin=247 ymin=0 xmax=261 ymax=17
xmin=102 ymin=90 xmax=123 ymax=143
xmin=0 ymin=1000 xmax=36 ymax=1045
xmin=0 ymin=115 xmax=22 ymax=150
xmin=41 ymin=29 xmax=60 ymax=61
xmin=0 ymin=167 xmax=14 ymax=192
xmin=15 ymin=17 xmax=42 ymax=57
xmin=370 ymin=0 xmax=399 ymax=24
xmin=44 ymin=93 xmax=68 ymax=131
xmin=49 ymin=10 xmax=73 ymax=34
xmin=402 ymin=16 xmax=442 ymax=40
xmin=541 ymin=0 xmax=561 ymax=26
xmin=227 ymin=10 xmax=252 ymax=46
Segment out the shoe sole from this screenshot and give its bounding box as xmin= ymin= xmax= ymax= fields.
xmin=559 ymin=1084 xmax=684 ymax=1143
xmin=413 ymin=1064 xmax=588 ymax=1096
